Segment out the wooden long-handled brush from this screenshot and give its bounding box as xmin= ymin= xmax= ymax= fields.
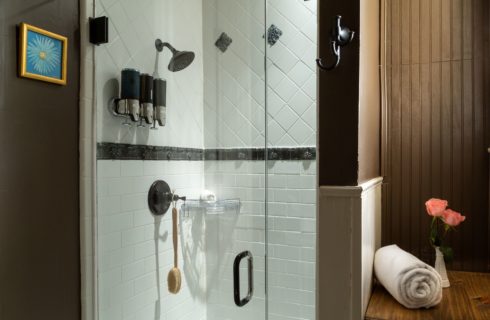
xmin=167 ymin=206 xmax=182 ymax=294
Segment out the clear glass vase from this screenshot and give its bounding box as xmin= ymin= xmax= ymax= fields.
xmin=434 ymin=246 xmax=450 ymax=288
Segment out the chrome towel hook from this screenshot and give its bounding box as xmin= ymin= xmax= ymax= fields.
xmin=317 ymin=15 xmax=355 ymax=71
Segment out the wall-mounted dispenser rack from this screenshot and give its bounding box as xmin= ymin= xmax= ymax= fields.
xmin=110 ymin=40 xmax=194 ymax=129
xmin=110 ymin=68 xmax=167 ymax=129
xmin=148 ymin=180 xmax=186 ymax=216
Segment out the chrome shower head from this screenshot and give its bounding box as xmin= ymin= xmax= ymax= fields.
xmin=168 ymin=50 xmax=195 ymax=72
xmin=155 ymin=39 xmax=195 ymax=72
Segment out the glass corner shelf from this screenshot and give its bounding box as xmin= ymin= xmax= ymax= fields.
xmin=181 ymin=199 xmax=241 ymax=215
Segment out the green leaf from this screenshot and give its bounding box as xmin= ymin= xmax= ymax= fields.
xmin=440 ymin=246 xmax=454 ymax=263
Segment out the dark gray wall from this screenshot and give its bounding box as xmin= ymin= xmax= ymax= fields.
xmin=0 ymin=1 xmax=80 ymax=319
xmin=318 ymin=1 xmax=381 ymax=186
xmin=318 ymin=0 xmax=360 ymax=186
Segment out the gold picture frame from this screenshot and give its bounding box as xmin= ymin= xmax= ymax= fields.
xmin=19 ymin=23 xmax=68 ymax=85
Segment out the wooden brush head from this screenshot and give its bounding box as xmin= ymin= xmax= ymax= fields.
xmin=167 ymin=267 xmax=182 ymax=294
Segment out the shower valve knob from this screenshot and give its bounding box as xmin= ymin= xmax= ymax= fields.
xmin=148 ymin=180 xmax=187 ymax=216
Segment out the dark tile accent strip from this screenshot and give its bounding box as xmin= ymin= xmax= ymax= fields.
xmin=97 ymin=143 xmax=203 ymax=161
xmin=97 ymin=143 xmax=316 ymax=161
xmin=204 ymin=147 xmax=316 ymax=161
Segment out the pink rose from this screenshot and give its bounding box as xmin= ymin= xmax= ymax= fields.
xmin=425 ymin=198 xmax=448 ymax=217
xmin=442 ymin=209 xmax=466 ymax=227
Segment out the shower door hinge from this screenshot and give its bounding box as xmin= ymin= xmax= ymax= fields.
xmin=89 ymin=16 xmax=109 ymax=45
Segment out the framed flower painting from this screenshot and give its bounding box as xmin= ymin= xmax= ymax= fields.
xmin=19 ymin=23 xmax=67 ymax=85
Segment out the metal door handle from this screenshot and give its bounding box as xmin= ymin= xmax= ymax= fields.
xmin=233 ymin=251 xmax=253 ymax=307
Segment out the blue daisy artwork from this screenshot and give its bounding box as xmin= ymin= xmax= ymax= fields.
xmin=19 ymin=23 xmax=68 ymax=85
xmin=26 ymin=31 xmax=62 ymax=78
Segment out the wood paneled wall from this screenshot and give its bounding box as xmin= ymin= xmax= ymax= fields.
xmin=381 ymin=0 xmax=490 ymax=271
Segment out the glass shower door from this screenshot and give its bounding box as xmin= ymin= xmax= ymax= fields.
xmin=265 ymin=1 xmax=317 ymax=319
xmin=93 ymin=0 xmax=317 ymax=318
xmin=94 ymin=0 xmax=268 ymax=319
xmin=202 ymin=1 xmax=267 ymax=319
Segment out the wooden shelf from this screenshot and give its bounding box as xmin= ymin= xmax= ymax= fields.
xmin=365 ymin=271 xmax=490 ymax=320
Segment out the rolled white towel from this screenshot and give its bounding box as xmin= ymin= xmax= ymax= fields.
xmin=374 ymin=244 xmax=443 ymax=309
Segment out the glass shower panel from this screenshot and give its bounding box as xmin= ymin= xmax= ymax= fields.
xmin=94 ymin=0 xmax=267 ymax=319
xmin=93 ymin=0 xmax=317 ymax=318
xmin=265 ymin=1 xmax=317 ymax=319
xmin=203 ymin=1 xmax=267 ymax=319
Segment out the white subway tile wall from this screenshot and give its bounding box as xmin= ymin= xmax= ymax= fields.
xmin=97 ymin=160 xmax=206 ymax=320
xmin=97 ymin=159 xmax=316 ymax=320
xmin=203 ymin=0 xmax=317 ymax=148
xmin=204 ymin=160 xmax=316 ymax=320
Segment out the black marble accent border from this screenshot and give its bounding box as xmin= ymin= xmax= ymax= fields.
xmin=97 ymin=143 xmax=203 ymax=161
xmin=204 ymin=147 xmax=316 ymax=161
xmin=97 ymin=143 xmax=316 ymax=161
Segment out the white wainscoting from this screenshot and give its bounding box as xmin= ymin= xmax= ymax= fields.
xmin=317 ymin=177 xmax=382 ymax=320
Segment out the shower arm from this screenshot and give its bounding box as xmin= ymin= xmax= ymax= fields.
xmin=155 ymin=39 xmax=177 ymax=54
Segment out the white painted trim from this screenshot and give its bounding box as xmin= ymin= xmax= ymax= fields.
xmin=318 ymin=185 xmax=363 ymax=197
xmin=359 ymin=176 xmax=384 ymax=192
xmin=318 ymin=176 xmax=383 ymax=198
xmin=79 ymin=0 xmax=97 ymax=319
xmin=317 ymin=177 xmax=383 ymax=320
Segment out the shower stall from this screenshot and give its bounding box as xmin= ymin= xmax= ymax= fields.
xmin=91 ymin=0 xmax=317 ymax=319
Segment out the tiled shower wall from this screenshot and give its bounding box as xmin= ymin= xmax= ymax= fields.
xmin=95 ymin=0 xmax=206 ymax=317
xmin=97 ymin=160 xmax=206 ymax=320
xmin=95 ymin=0 xmax=204 ymax=148
xmin=93 ymin=0 xmax=316 ymax=319
xmin=201 ymin=1 xmax=317 ymax=317
xmin=96 ymin=158 xmax=316 ymax=320
xmin=205 ymin=160 xmax=316 ymax=320
xmin=203 ymin=0 xmax=317 ymax=148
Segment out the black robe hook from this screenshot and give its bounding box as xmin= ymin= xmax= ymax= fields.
xmin=317 ymin=15 xmax=355 ymax=71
